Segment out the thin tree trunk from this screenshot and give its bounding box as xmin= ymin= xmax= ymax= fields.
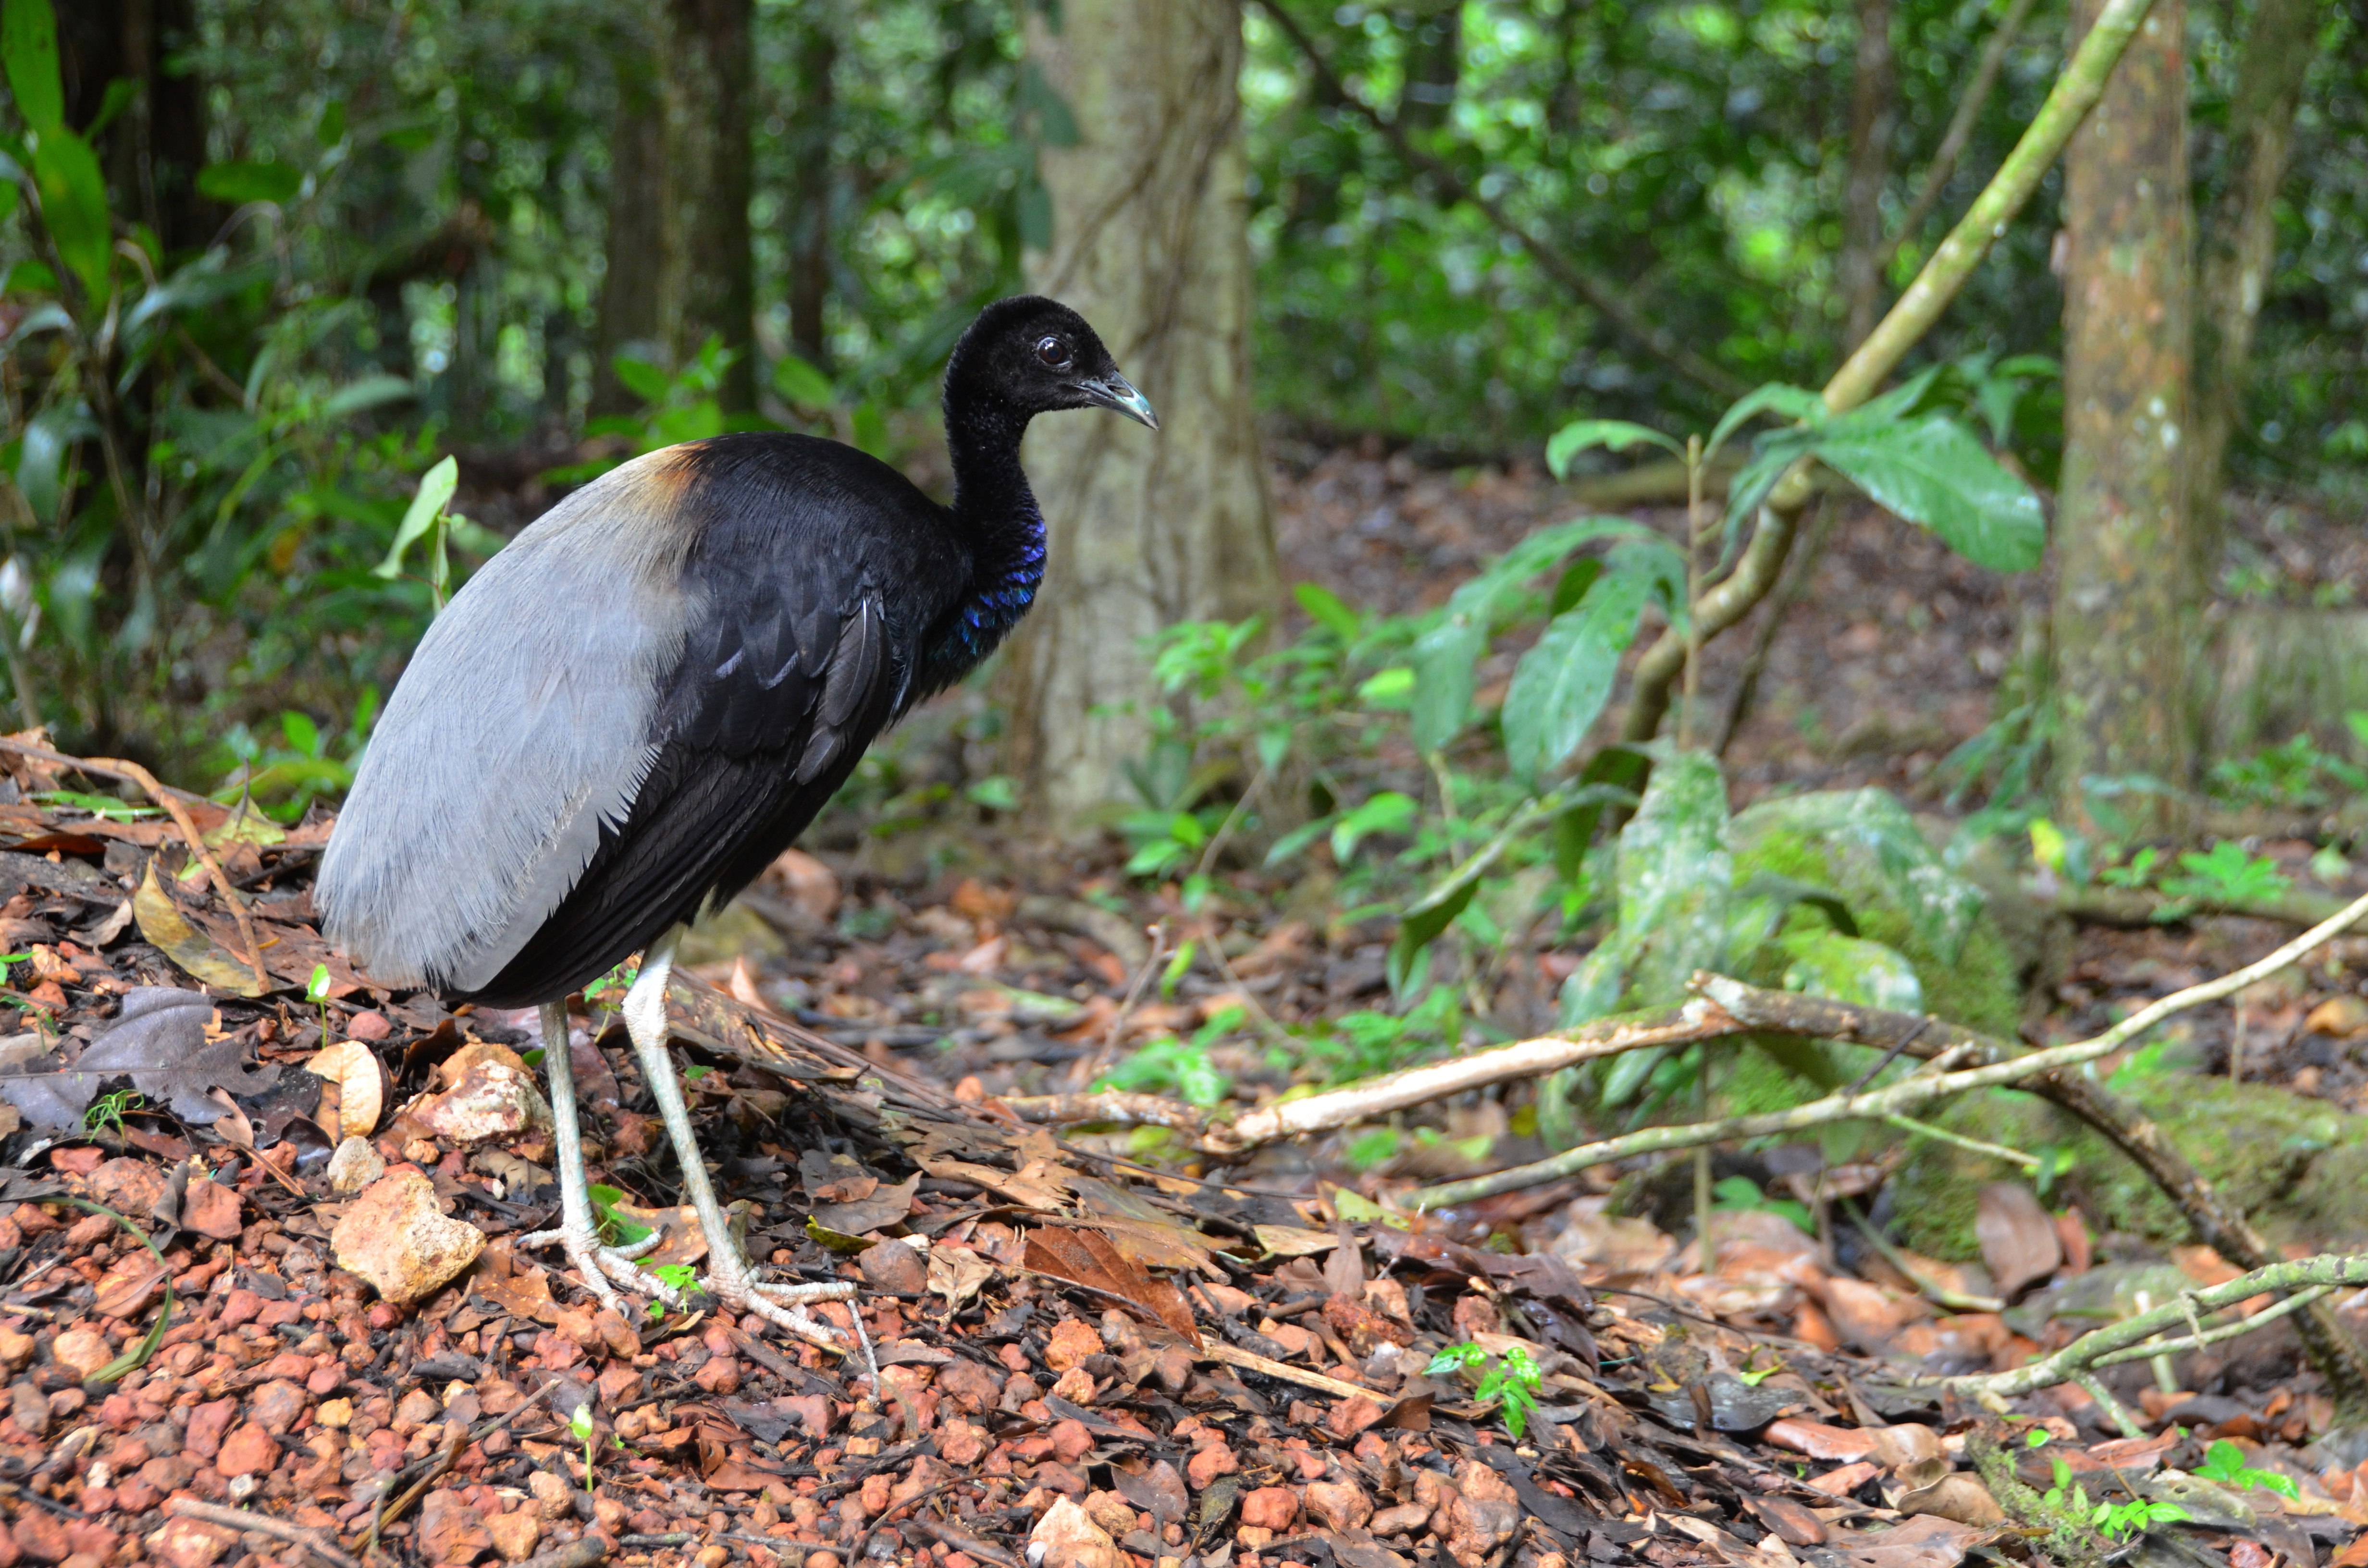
xmin=786 ymin=18 xmax=838 ymax=371
xmin=593 ymin=60 xmax=666 ymax=417
xmin=661 ymin=0 xmax=757 ymax=412
xmin=2050 ymin=0 xmax=2197 ymax=831
xmin=1839 ymin=0 xmax=1899 ymax=350
xmin=1398 ymin=1 xmax=1463 ymax=132
xmin=59 ymin=0 xmax=217 ymax=257
xmin=998 ymin=0 xmax=1282 ymax=823
xmin=2190 ymin=0 xmax=2319 ymax=573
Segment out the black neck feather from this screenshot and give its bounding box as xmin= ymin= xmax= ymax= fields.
xmin=926 ymin=387 xmax=1046 ymax=687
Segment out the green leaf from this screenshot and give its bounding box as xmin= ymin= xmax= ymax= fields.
xmin=1 ymin=0 xmax=61 ymax=134
xmin=1811 ymin=413 xmax=2045 ymax=572
xmin=852 ymin=400 xmax=888 ymax=458
xmin=1332 ymin=791 xmax=1416 ymax=864
xmin=322 ymin=374 xmax=417 ymax=419
xmin=1356 ymin=666 xmax=1414 ymax=710
xmin=771 ymin=353 xmax=834 ymax=407
xmin=30 ymin=128 xmax=109 ymax=303
xmin=1545 ymin=418 xmax=1682 ymax=476
xmin=1705 ymin=382 xmax=1825 ymax=465
xmin=1500 ymin=539 xmax=1686 ymax=782
xmin=316 ymin=98 xmax=346 ymax=147
xmin=376 ymin=456 xmax=458 ymax=580
xmin=1293 ymin=581 xmax=1362 ymax=642
xmin=612 ymin=355 xmax=669 ymax=406
xmin=195 ymin=159 xmax=302 ymax=205
xmin=281 ymin=710 xmax=321 ymax=757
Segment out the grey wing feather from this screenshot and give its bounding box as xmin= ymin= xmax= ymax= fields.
xmin=316 ymin=449 xmax=695 ymax=994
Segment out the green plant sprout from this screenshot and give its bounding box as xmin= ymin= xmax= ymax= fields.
xmin=646 ymin=1262 xmax=699 ymax=1319
xmin=2159 ymin=842 xmax=2291 ymax=907
xmin=1735 ymin=1347 xmax=1786 ymax=1386
xmin=2193 ymin=1439 xmax=2299 ymax=1499
xmin=567 ymin=1402 xmax=621 ymax=1483
xmin=307 ymin=961 xmax=333 ymax=1047
xmin=1426 ymin=1342 xmax=1544 ymax=1440
xmin=84 ymin=1089 xmax=142 ymax=1137
xmin=587 ymin=1184 xmax=653 ymax=1249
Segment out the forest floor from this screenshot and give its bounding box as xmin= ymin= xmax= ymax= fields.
xmin=5 ymin=446 xmax=2368 ymax=1568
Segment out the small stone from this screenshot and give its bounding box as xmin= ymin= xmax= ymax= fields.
xmin=396 ymin=1387 xmax=443 ymax=1427
xmin=1044 ymin=1318 xmax=1104 ymax=1373
xmin=316 ymin=1398 xmax=354 ymax=1429
xmin=1369 ymin=1504 xmax=1430 ymax=1538
xmin=11 ymin=1380 xmax=49 ymax=1438
xmin=417 ymin=1052 xmax=549 ymax=1145
xmin=184 ymin=1398 xmax=236 ymax=1458
xmin=348 ymin=1010 xmax=393 ymax=1041
xmin=1186 ymin=1443 xmax=1238 ymax=1491
xmin=85 ymin=1159 xmax=167 ymax=1218
xmin=215 ymin=1422 xmax=279 ymax=1477
xmin=419 ymin=1488 xmax=493 ymax=1563
xmin=144 ymin=1520 xmax=234 ymax=1568
xmin=179 ymin=1178 xmax=243 ymax=1241
xmin=0 ymin=1330 xmax=32 ymax=1371
xmin=12 ymin=1510 xmax=68 ymax=1564
xmin=1048 ymin=1366 xmax=1098 ymax=1405
xmin=1049 ymin=1418 xmax=1094 ymax=1463
xmin=693 ymin=1355 xmax=740 ymax=1396
xmin=218 ymin=1289 xmax=263 ymax=1327
xmin=485 ymin=1513 xmax=543 ymax=1563
xmin=937 ymin=1420 xmax=989 ymax=1466
xmin=1239 ymin=1488 xmax=1298 ymax=1532
xmin=332 ymin=1168 xmax=485 ymax=1304
xmin=1305 ymin=1478 xmax=1372 ymax=1532
xmin=1031 ymin=1497 xmax=1117 ymax=1568
xmin=857 ymin=1240 xmax=927 ymax=1295
xmin=528 ymin=1470 xmax=575 ymax=1520
xmin=49 ymin=1328 xmax=112 ymax=1382
xmin=326 ymin=1137 xmax=387 ymax=1194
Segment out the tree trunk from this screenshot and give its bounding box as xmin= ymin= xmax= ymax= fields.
xmin=661 ymin=0 xmax=757 ymax=412
xmin=2049 ymin=0 xmax=2197 ymax=831
xmin=1838 ymin=0 xmax=1899 ymax=350
xmin=786 ymin=18 xmax=839 ymax=370
xmin=1399 ymin=1 xmax=1464 ymax=133
xmin=594 ymin=58 xmax=667 ymax=417
xmin=998 ymin=0 xmax=1282 ymax=824
xmin=2190 ymin=0 xmax=2318 ymax=572
xmin=594 ymin=0 xmax=757 ymax=415
xmin=59 ymin=0 xmax=217 ymax=257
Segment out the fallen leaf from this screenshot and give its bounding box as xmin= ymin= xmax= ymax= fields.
xmin=1825 ymin=1514 xmax=1994 ymax=1568
xmin=929 ymin=1245 xmax=997 ymax=1310
xmin=306 ymin=1040 xmax=387 ymax=1137
xmin=1025 ymin=1225 xmax=1199 ymax=1345
xmin=132 ymin=864 xmax=267 ymax=997
xmin=1974 ymin=1183 xmax=2062 ymax=1298
xmin=1255 ymin=1225 xmax=1342 ymax=1258
xmin=0 ymin=988 xmax=276 ymax=1127
xmin=808 ymin=1173 xmax=920 ymax=1234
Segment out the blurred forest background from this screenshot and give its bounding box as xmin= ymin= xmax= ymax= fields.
xmin=0 ymin=0 xmax=2363 ymax=851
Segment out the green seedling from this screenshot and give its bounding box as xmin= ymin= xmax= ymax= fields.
xmin=84 ymin=1088 xmax=143 ymax=1137
xmin=587 ymin=1184 xmax=653 ymax=1249
xmin=1736 ymin=1347 xmax=1785 ymax=1386
xmin=307 ymin=962 xmax=333 ymax=1047
xmin=645 ymin=1262 xmax=699 ymax=1320
xmin=1426 ymin=1341 xmax=1544 ymax=1440
xmin=2194 ymin=1439 xmax=2299 ymax=1499
xmin=566 ymin=1401 xmax=622 ymax=1483
xmin=2090 ymin=1497 xmax=2188 ymax=1541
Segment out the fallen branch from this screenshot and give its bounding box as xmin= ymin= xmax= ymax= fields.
xmin=2047 ymin=882 xmax=2348 ymax=929
xmin=1932 ymin=1253 xmax=2368 ymax=1404
xmin=1408 ymin=886 xmax=2368 ymax=1209
xmin=166 ymin=1499 xmax=363 ymax=1568
xmin=1000 ymin=1091 xmax=1208 ymax=1131
xmin=1618 ymin=0 xmax=2159 ymax=746
xmin=0 ymin=736 xmax=271 ymax=993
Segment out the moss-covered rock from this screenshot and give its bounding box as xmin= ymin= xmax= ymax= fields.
xmin=1887 ymin=1072 xmax=2368 ymax=1259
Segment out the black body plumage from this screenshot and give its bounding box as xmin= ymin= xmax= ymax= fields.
xmin=317 ymin=297 xmax=1152 ymax=1010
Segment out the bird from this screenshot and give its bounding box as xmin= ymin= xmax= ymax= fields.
xmin=317 ymin=296 xmax=1155 ymax=1347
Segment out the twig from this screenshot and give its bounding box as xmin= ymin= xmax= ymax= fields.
xmin=1246 ymin=0 xmax=1750 ymax=399
xmin=1868 ymin=0 xmax=2046 ymax=283
xmin=1617 ymin=0 xmax=2161 ymax=747
xmin=360 ymin=1426 xmax=462 ymax=1552
xmin=998 ymin=1091 xmax=1208 ymax=1131
xmin=1409 ymin=886 xmax=2368 ymax=1206
xmin=851 ymin=1479 xmax=969 ymax=1567
xmin=1080 ymin=921 xmax=1168 ymax=1085
xmin=1201 ymin=1339 xmax=1380 ymax=1400
xmin=1882 ymin=1112 xmax=2041 ymax=1172
xmin=1842 ymin=1198 xmax=2003 ymax=1312
xmin=0 ymin=736 xmax=271 ymax=992
xmin=1932 ymin=1254 xmax=2368 ymax=1404
xmin=2088 ymin=1286 xmax=2330 ymax=1370
xmin=168 ymin=1499 xmax=365 ymax=1568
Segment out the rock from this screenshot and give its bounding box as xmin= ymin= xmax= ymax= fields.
xmin=1239 ymin=1488 xmax=1298 ymax=1532
xmin=1048 ymin=1366 xmax=1097 ymax=1405
xmin=1082 ymin=1491 xmax=1139 ymax=1541
xmin=417 ymin=1050 xmax=550 ymax=1144
xmin=85 ymin=1158 xmax=166 ymax=1216
xmin=1306 ymin=1477 xmax=1372 ymax=1531
xmin=396 ymin=1387 xmax=443 ymax=1426
xmin=332 ymin=1168 xmax=485 ymax=1304
xmin=11 ymin=1380 xmax=49 ymax=1438
xmin=1044 ymin=1318 xmax=1104 ymax=1373
xmin=485 ymin=1513 xmax=543 ymax=1563
xmin=316 ymin=1397 xmax=354 ymax=1428
xmin=326 ymin=1137 xmax=387 ymax=1194
xmin=1327 ymin=1395 xmax=1385 ymax=1441
xmin=419 ymin=1488 xmax=493 ymax=1563
xmin=184 ymin=1398 xmax=236 ymax=1458
xmin=1186 ymin=1442 xmax=1237 ymax=1491
xmin=215 ymin=1422 xmax=279 ymax=1477
xmin=528 ymin=1470 xmax=575 ymax=1520
xmin=1370 ymin=1503 xmax=1431 ymax=1538
xmin=1443 ymin=1461 xmax=1521 ymax=1568
xmin=11 ymin=1510 xmax=68 ymax=1564
xmin=179 ymin=1177 xmax=242 ymax=1241
xmin=1049 ymin=1418 xmax=1094 ymax=1463
xmin=143 ymin=1519 xmax=234 ymax=1568
xmin=249 ymin=1379 xmax=308 ymax=1434
xmin=938 ymin=1420 xmax=990 ymax=1466
xmin=1117 ymin=1460 xmax=1189 ymax=1525
xmin=49 ymin=1328 xmax=112 ymax=1381
xmin=1031 ymin=1497 xmax=1117 ymax=1568
xmin=692 ymin=1355 xmax=740 ymax=1395
xmin=857 ymin=1239 xmax=927 ymax=1294
xmin=348 ymin=1010 xmax=393 ymax=1041
xmin=0 ymin=1329 xmax=32 ymax=1370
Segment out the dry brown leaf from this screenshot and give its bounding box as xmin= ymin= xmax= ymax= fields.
xmin=1024 ymin=1225 xmax=1199 ymax=1345
xmin=1974 ymin=1182 xmax=2061 ymax=1298
xmin=306 ymin=1040 xmax=387 ymax=1137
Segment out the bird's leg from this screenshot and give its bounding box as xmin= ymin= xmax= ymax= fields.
xmin=620 ymin=931 xmax=858 ymax=1360
xmin=520 ymin=1000 xmax=679 ymax=1310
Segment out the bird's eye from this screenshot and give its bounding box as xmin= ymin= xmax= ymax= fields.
xmin=1035 ymin=335 xmax=1072 ymax=369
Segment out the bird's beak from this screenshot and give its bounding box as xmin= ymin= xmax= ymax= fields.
xmin=1073 ymin=373 xmax=1158 ymax=429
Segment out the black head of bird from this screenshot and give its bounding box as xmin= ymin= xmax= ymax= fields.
xmin=315 ymin=294 xmax=1149 ymax=1346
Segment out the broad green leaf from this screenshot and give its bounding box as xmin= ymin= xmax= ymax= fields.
xmin=1293 ymin=581 xmax=1361 ymax=642
xmin=1813 ymin=414 xmax=2045 ymax=572
xmin=1332 ymin=791 xmax=1416 ymax=864
xmin=1 ymin=0 xmax=60 ymax=134
xmin=1705 ymin=382 xmax=1824 ymax=465
xmin=16 ymin=400 xmax=88 ymax=523
xmin=376 ymin=456 xmax=458 ymax=579
xmin=611 ymin=355 xmax=669 ymax=405
xmin=196 ymin=159 xmax=301 ymax=205
xmin=321 ymin=374 xmax=416 ymax=419
xmin=1356 ymin=666 xmax=1414 ymax=709
xmin=1545 ymin=418 xmax=1682 ymax=476
xmin=30 ymin=128 xmax=107 ymax=302
xmin=1559 ymin=750 xmax=1732 ymax=1027
xmin=851 ymin=400 xmax=888 ymax=457
xmin=1500 ymin=537 xmax=1687 ymax=783
xmin=772 ymin=353 xmax=833 ymax=407
xmin=316 ymin=99 xmax=346 ymax=147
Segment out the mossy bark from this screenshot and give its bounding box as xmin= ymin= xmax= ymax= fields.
xmin=2049 ymin=0 xmax=2198 ymax=832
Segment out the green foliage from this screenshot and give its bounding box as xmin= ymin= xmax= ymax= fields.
xmin=84 ymin=1088 xmax=142 ymax=1137
xmin=2194 ymin=1440 xmax=2299 ymax=1500
xmin=2207 ymin=731 xmax=2368 ymax=810
xmin=1096 ymin=1007 xmax=1243 ymax=1109
xmin=587 ymin=1184 xmax=653 ymax=1248
xmin=1710 ymin=1174 xmax=1814 ymax=1234
xmin=646 ymin=1262 xmax=699 ymax=1319
xmin=1425 ymin=1341 xmax=1543 ymax=1440
xmin=2160 ymin=842 xmax=2291 ymax=906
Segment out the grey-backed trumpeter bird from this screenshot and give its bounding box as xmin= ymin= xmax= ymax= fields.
xmin=318 ymin=297 xmax=1155 ymax=1344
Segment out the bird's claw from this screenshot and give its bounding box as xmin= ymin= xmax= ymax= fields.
xmin=520 ymin=1225 xmax=674 ymax=1312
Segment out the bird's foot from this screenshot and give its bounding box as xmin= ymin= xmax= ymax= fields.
xmin=701 ymin=1249 xmax=866 ymax=1364
xmin=519 ymin=1225 xmax=674 ymax=1313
